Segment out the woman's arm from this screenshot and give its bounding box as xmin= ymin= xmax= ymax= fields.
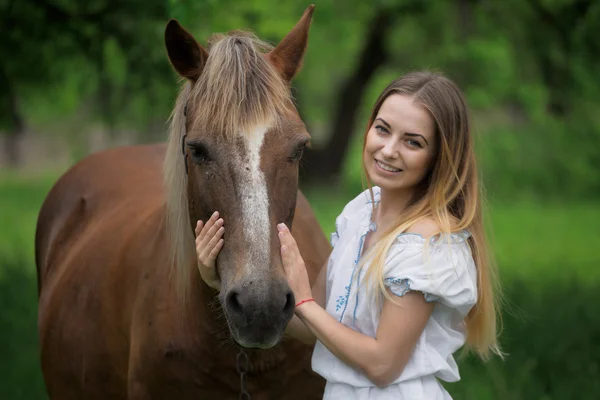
xmin=296 ymin=290 xmax=433 ymax=387
xmin=284 ymin=258 xmax=327 ymax=344
xmin=278 ymin=223 xmax=434 ymax=387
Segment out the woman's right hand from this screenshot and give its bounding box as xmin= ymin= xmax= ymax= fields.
xmin=195 ymin=211 xmax=224 ymax=291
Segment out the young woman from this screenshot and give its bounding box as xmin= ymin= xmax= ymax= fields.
xmin=195 ymin=71 xmax=502 ymax=399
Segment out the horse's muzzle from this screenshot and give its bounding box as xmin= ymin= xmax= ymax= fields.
xmin=223 ymin=281 xmax=295 ymax=348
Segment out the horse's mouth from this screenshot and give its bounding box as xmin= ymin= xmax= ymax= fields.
xmin=228 ymin=321 xmax=285 ymax=349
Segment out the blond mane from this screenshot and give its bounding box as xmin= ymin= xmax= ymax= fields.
xmin=164 ymin=32 xmax=293 ymax=302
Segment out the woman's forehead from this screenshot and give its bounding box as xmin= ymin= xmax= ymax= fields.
xmin=377 ymin=94 xmax=435 ymax=137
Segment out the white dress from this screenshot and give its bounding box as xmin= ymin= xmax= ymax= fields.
xmin=311 ymin=187 xmax=478 ymax=399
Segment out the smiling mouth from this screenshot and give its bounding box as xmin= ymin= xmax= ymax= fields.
xmin=375 ymin=159 xmax=402 ymax=173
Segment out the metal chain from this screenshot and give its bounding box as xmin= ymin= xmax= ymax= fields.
xmin=237 ymin=349 xmax=251 ymax=400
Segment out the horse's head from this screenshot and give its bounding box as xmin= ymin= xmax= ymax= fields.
xmin=164 ymin=6 xmax=314 ymax=348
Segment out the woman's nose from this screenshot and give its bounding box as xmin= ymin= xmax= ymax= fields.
xmin=381 ymin=140 xmax=398 ymax=159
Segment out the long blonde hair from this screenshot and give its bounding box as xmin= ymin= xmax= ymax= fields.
xmin=360 ymin=71 xmax=502 ymax=360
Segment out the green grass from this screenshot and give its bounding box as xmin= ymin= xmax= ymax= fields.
xmin=0 ymin=171 xmax=59 ymax=264
xmin=0 ymin=171 xmax=57 ymax=399
xmin=2 ymin=172 xmax=600 ymax=399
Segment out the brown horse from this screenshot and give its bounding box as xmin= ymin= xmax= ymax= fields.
xmin=35 ymin=6 xmax=329 ymax=399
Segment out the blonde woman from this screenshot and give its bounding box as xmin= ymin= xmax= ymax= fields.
xmin=195 ymin=71 xmax=502 ymax=399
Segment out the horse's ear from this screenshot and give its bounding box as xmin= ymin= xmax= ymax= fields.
xmin=266 ymin=5 xmax=315 ymax=83
xmin=165 ymin=19 xmax=208 ymax=81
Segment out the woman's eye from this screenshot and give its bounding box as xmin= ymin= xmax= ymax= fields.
xmin=375 ymin=125 xmax=389 ymax=134
xmin=407 ymin=139 xmax=422 ymax=148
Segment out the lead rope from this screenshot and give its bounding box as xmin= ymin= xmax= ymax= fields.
xmin=237 ymin=349 xmax=251 ymax=400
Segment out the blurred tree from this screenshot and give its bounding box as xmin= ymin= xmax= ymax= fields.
xmin=0 ymin=0 xmax=171 ymax=167
xmin=300 ymin=0 xmax=426 ymax=183
xmin=1 ymin=0 xmax=598 ymax=197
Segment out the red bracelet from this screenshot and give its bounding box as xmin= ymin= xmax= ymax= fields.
xmin=295 ymin=298 xmax=315 ymax=308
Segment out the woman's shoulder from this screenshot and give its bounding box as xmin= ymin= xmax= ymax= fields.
xmin=384 ymin=219 xmax=477 ymax=311
xmin=405 ymin=218 xmax=440 ymax=239
xmin=394 ymin=217 xmax=470 ymax=246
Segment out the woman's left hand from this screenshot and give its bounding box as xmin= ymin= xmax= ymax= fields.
xmin=277 ymin=223 xmax=312 ymax=305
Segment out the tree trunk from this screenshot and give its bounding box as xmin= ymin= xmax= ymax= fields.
xmin=0 ymin=65 xmax=25 ymax=168
xmin=300 ymin=1 xmax=425 ymax=185
xmin=526 ymin=0 xmax=594 ymax=117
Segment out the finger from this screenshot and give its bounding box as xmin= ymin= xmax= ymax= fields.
xmin=195 ymin=220 xmax=204 ymax=236
xmin=278 ymin=231 xmax=294 ymax=259
xmin=209 ymin=239 xmax=224 ymax=259
xmin=199 ymin=218 xmax=222 ymax=249
xmin=206 ymin=227 xmax=225 ymax=254
xmin=280 ymin=245 xmax=290 ymax=268
xmin=279 ymin=240 xmax=296 ymax=268
xmin=278 ymin=228 xmax=299 ymax=253
xmin=201 ymin=212 xmax=219 ymax=233
xmin=202 ymin=214 xmax=223 ymax=236
xmin=204 ymin=218 xmax=223 ymax=241
xmin=277 ymin=223 xmax=289 ymax=233
xmin=199 ymin=225 xmax=223 ymax=260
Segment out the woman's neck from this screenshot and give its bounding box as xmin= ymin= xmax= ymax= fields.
xmin=373 ymin=187 xmax=414 ymax=231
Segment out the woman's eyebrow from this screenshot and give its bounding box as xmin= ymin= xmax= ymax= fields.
xmin=375 ymin=118 xmax=391 ymax=129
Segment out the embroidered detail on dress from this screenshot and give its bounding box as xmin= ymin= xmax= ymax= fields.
xmin=384 ymin=277 xmax=411 ymax=297
xmin=336 ymin=189 xmax=381 ymax=322
xmin=335 ymin=284 xmax=351 ymax=312
xmin=338 ymin=232 xmax=367 ymax=322
xmin=365 ymin=188 xmax=381 ymax=205
xmin=395 ymin=230 xmax=472 ymax=245
xmin=353 ymin=269 xmax=362 ymax=325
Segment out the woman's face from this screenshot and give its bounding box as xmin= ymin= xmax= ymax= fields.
xmin=364 ymin=94 xmax=437 ymax=194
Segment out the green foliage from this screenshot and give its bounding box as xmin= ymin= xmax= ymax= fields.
xmin=3 ymin=0 xmax=599 ymax=200
xmin=328 ymin=0 xmax=600 ymax=202
xmin=1 ymin=0 xmax=174 ymax=142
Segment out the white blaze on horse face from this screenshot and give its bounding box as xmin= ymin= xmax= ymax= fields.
xmin=238 ymin=124 xmax=271 ymax=273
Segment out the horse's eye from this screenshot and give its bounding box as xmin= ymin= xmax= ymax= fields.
xmin=288 ymin=143 xmax=307 ymax=163
xmin=188 ymin=143 xmax=211 ymax=164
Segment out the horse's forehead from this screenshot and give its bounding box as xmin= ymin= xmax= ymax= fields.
xmin=238 ymin=124 xmax=271 ymax=159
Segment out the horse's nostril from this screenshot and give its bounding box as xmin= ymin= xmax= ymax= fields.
xmin=283 ymin=291 xmax=295 ymax=314
xmin=226 ymin=291 xmax=243 ymax=315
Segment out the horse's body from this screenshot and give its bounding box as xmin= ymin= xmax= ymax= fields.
xmin=36 ymin=143 xmax=328 ymax=399
xmin=36 ymin=7 xmax=329 ymax=399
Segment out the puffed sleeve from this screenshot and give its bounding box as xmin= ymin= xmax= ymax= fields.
xmin=383 ymin=233 xmax=478 ymax=316
xmin=330 ymin=187 xmax=380 ymax=248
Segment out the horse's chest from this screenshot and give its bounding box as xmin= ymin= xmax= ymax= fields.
xmin=131 ymin=340 xmax=324 ymax=399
